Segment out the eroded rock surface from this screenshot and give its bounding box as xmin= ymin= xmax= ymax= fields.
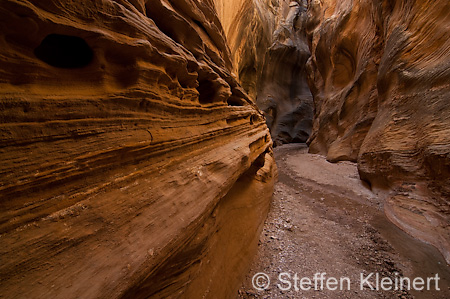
xmin=215 ymin=0 xmax=313 ymax=146
xmin=306 ymin=0 xmax=450 ymax=263
xmin=0 ymin=0 xmax=276 ymax=298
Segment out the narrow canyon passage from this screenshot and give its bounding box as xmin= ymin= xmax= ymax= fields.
xmin=1 ymin=0 xmax=449 ymax=297
xmin=238 ymin=144 xmax=450 ymax=299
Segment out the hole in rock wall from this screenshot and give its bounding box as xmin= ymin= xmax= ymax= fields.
xmin=227 ymin=96 xmax=245 ymax=106
xmin=197 ymin=79 xmax=216 ymax=104
xmin=34 ymin=34 xmax=93 ymax=68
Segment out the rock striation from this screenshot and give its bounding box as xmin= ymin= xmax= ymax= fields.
xmin=0 ymin=0 xmax=276 ymax=298
xmin=306 ymin=0 xmax=450 ymax=263
xmin=215 ymin=0 xmax=314 ymax=146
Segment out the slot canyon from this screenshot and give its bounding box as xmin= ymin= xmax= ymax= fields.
xmin=0 ymin=0 xmax=449 ymax=298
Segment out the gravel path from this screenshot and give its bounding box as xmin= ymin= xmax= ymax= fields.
xmin=238 ymin=144 xmax=450 ymax=299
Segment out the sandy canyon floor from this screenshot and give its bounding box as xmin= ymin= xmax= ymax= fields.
xmin=238 ymin=144 xmax=450 ymax=299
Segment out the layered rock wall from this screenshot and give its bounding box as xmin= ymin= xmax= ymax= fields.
xmin=215 ymin=0 xmax=314 ymax=145
xmin=306 ymin=0 xmax=450 ymax=263
xmin=0 ymin=0 xmax=276 ymax=297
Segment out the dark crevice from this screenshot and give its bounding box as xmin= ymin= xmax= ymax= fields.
xmin=250 ymin=114 xmax=258 ymax=125
xmin=193 ymin=20 xmax=212 ymax=41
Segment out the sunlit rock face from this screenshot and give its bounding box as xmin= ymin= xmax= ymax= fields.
xmin=0 ymin=0 xmax=276 ymax=298
xmin=214 ymin=0 xmax=313 ymax=146
xmin=306 ymin=0 xmax=450 ymax=263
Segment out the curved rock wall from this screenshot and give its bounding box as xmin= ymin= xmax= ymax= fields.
xmin=215 ymin=0 xmax=314 ymax=145
xmin=0 ymin=0 xmax=276 ymax=298
xmin=306 ymin=0 xmax=450 ymax=263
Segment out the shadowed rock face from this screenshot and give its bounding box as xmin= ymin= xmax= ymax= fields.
xmin=215 ymin=0 xmax=314 ymax=146
xmin=306 ymin=0 xmax=450 ymax=263
xmin=0 ymin=0 xmax=276 ymax=298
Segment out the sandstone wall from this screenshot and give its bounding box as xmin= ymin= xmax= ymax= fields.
xmin=214 ymin=0 xmax=314 ymax=145
xmin=306 ymin=0 xmax=450 ymax=263
xmin=0 ymin=0 xmax=276 ymax=297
